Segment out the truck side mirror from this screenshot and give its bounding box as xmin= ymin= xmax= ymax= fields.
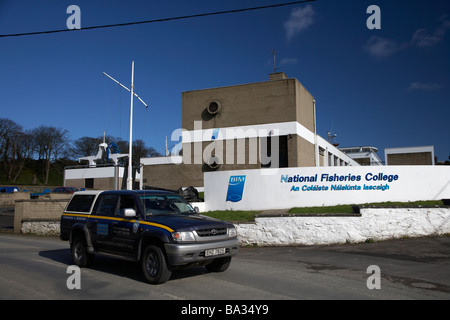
xmin=123 ymin=208 xmax=137 ymax=217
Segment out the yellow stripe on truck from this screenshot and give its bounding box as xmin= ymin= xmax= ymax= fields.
xmin=62 ymin=213 xmax=174 ymax=232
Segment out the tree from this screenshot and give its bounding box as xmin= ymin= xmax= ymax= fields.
xmin=11 ymin=130 xmax=36 ymax=182
xmin=0 ymin=118 xmax=26 ymax=181
xmin=71 ymin=136 xmax=102 ymax=158
xmin=32 ymin=126 xmax=69 ymax=184
xmin=129 ymin=139 xmax=162 ymax=165
xmin=70 ymin=135 xmax=162 ymax=166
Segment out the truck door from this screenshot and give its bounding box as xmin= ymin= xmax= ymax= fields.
xmin=88 ymin=193 xmax=119 ymax=252
xmin=111 ymin=194 xmax=141 ymax=255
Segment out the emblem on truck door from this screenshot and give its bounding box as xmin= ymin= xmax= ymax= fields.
xmin=133 ymin=220 xmax=140 ymax=233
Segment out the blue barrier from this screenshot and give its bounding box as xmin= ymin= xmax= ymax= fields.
xmin=0 ymin=187 xmax=19 ymax=193
xmin=30 ymin=188 xmax=51 ymax=199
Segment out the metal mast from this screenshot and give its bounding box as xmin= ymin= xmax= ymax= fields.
xmin=128 ymin=62 xmax=135 ymax=191
xmin=103 ymin=61 xmax=148 ymax=190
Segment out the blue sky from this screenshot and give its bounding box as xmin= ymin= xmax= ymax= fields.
xmin=0 ymin=0 xmax=449 ymax=162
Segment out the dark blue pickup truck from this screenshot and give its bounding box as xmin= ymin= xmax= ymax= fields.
xmin=60 ymin=190 xmax=239 ymax=284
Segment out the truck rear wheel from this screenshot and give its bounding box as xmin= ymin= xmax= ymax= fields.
xmin=71 ymin=236 xmax=94 ymax=267
xmin=141 ymin=245 xmax=172 ymax=284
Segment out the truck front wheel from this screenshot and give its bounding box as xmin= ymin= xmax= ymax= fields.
xmin=141 ymin=245 xmax=172 ymax=284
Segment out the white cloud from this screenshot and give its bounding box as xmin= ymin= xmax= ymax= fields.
xmin=364 ymin=36 xmax=408 ymax=59
xmin=364 ymin=17 xmax=450 ymax=59
xmin=284 ymin=5 xmax=314 ymax=42
xmin=279 ymin=58 xmax=298 ymax=66
xmin=408 ymin=82 xmax=442 ymax=92
xmin=411 ymin=19 xmax=450 ymax=47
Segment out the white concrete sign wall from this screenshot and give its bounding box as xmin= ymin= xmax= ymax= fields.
xmin=235 ymin=207 xmax=450 ymax=246
xmin=204 ymin=166 xmax=450 ymax=211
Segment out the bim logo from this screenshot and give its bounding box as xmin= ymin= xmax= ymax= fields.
xmin=226 ymin=175 xmax=246 ymax=202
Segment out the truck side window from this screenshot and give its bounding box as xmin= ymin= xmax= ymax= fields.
xmin=116 ymin=195 xmax=136 ymax=217
xmin=66 ymin=195 xmax=96 ymax=213
xmin=95 ymin=194 xmax=119 ymax=217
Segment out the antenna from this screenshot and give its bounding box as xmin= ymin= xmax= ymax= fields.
xmin=327 ymin=130 xmax=339 ymax=147
xmin=272 ymin=50 xmax=277 ymax=72
xmin=165 ymin=136 xmax=169 ymax=157
xmin=327 ymin=131 xmax=337 ymax=142
xmin=272 ymin=49 xmax=284 ymax=72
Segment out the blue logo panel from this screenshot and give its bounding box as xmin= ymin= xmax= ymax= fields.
xmin=226 ymin=175 xmax=246 ymax=202
xmin=97 ymin=223 xmax=109 ymax=236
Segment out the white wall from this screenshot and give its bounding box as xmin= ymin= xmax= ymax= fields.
xmin=235 ymin=207 xmax=450 ymax=246
xmin=65 ymin=166 xmax=124 ymax=179
xmin=204 ymin=166 xmax=450 ymax=211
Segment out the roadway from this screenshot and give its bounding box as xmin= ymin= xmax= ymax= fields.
xmin=0 ymin=233 xmax=449 ymax=302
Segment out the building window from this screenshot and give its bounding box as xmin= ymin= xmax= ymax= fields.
xmin=85 ymin=178 xmax=94 ymax=189
xmin=319 ymin=147 xmax=325 ymax=156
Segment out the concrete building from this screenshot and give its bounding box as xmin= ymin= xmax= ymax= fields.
xmin=64 ymin=165 xmax=141 ymax=190
xmin=64 ymin=138 xmax=141 ymax=190
xmin=385 ymin=146 xmax=435 ymax=166
xmin=339 ymin=146 xmax=383 ymax=166
xmin=142 ymin=73 xmax=359 ymax=191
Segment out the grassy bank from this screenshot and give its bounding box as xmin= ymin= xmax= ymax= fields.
xmin=289 ymin=200 xmax=444 ymax=214
xmin=203 ymin=210 xmax=258 ymax=222
xmin=202 ymin=200 xmax=446 ymax=222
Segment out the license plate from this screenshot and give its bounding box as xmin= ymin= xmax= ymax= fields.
xmin=205 ymin=247 xmax=226 ymax=257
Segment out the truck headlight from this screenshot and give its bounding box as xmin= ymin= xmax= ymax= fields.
xmin=228 ymin=227 xmax=237 ymax=238
xmin=172 ymin=231 xmax=196 ymax=242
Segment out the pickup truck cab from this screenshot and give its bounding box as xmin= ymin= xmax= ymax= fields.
xmin=60 ymin=190 xmax=239 ymax=284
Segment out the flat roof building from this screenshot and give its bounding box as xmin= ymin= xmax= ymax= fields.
xmin=142 ymin=73 xmax=359 ymax=190
xmin=339 ymin=146 xmax=383 ymax=166
xmin=385 ymin=146 xmax=435 ymax=166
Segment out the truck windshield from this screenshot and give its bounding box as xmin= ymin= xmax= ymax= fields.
xmin=138 ymin=195 xmax=196 ymax=216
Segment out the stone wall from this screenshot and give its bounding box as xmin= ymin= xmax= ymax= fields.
xmin=14 ymin=197 xmax=449 ymax=246
xmin=15 ymin=198 xmax=70 ymax=234
xmin=0 ymin=191 xmax=71 ymax=206
xmin=0 ymin=193 xmax=30 ymax=206
xmin=21 ymin=221 xmax=60 ymax=236
xmin=235 ymin=207 xmax=450 ymax=246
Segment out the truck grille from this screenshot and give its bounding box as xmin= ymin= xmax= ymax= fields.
xmin=196 ymin=227 xmax=227 ymax=237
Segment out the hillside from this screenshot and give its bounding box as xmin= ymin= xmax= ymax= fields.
xmin=0 ymin=158 xmax=77 ymax=188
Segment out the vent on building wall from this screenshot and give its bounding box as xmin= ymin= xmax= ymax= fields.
xmin=206 ymin=101 xmax=222 ymax=115
xmin=206 ymin=155 xmax=222 ymax=169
